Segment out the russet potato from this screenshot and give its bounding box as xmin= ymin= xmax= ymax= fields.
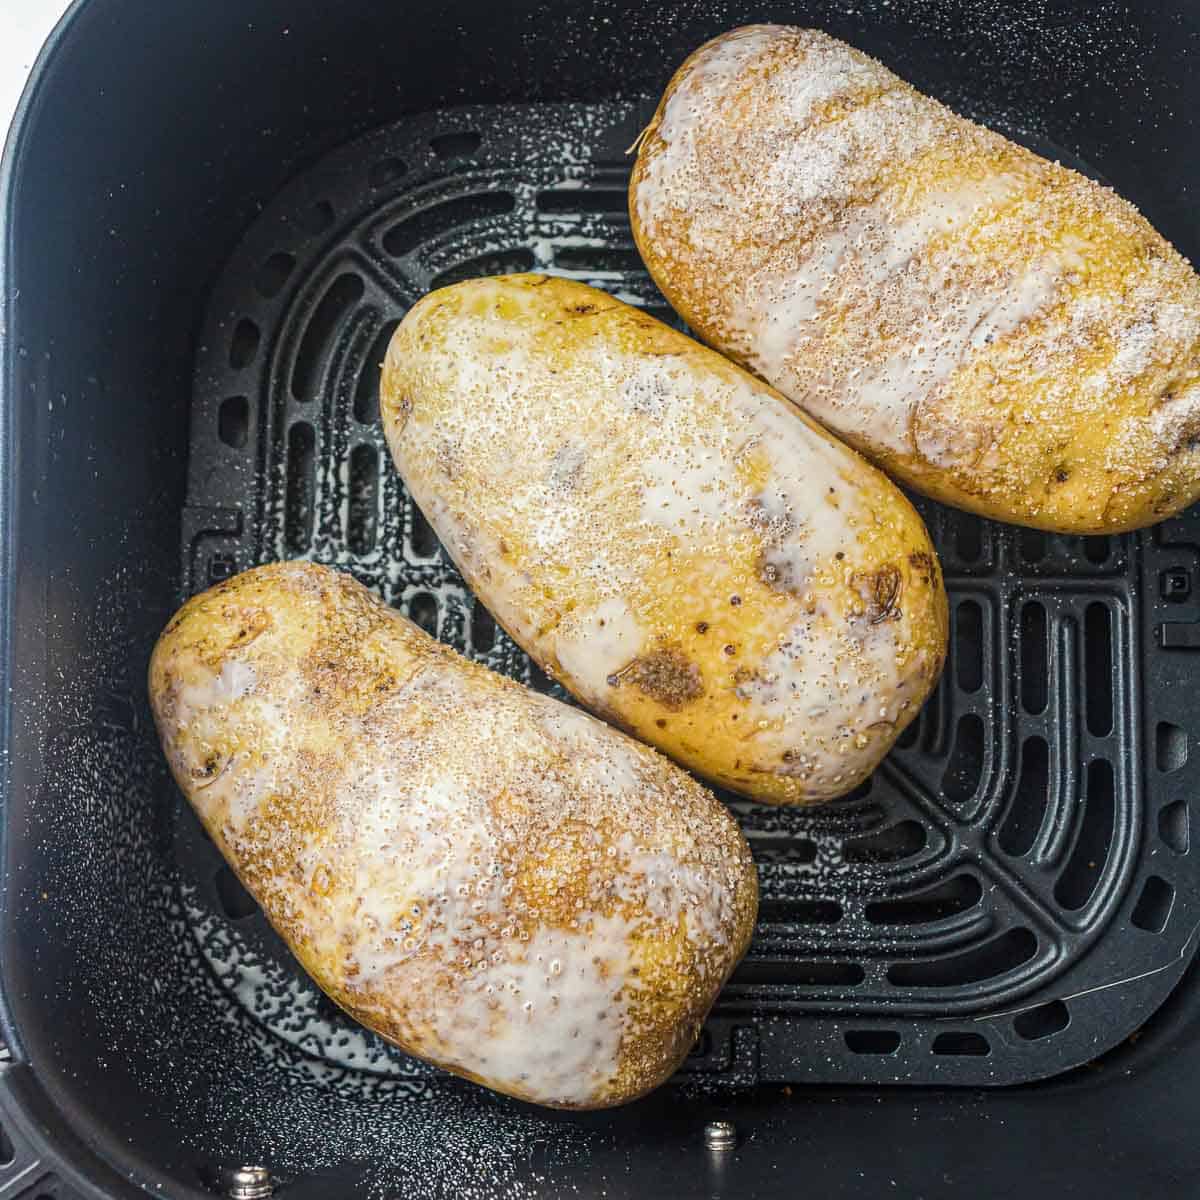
xmin=150 ymin=562 xmax=757 ymax=1108
xmin=382 ymin=274 xmax=947 ymax=805
xmin=631 ymin=25 xmax=1200 ymax=533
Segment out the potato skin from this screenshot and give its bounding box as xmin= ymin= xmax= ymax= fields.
xmin=631 ymin=25 xmax=1200 ymax=533
xmin=382 ymin=274 xmax=947 ymax=805
xmin=149 ymin=562 xmax=757 ymax=1109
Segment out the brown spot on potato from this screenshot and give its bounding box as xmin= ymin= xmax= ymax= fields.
xmin=606 ymin=645 xmax=702 ymax=709
xmin=223 ymin=607 xmax=272 ymax=650
xmin=435 ymin=439 xmax=460 ymax=480
xmin=695 ymin=621 xmax=709 ymax=634
xmin=191 ymin=750 xmax=232 ymax=788
xmin=758 ymin=553 xmax=801 ymax=594
xmin=907 ymin=552 xmax=937 ymax=588
xmin=853 ymin=564 xmax=903 ymax=624
xmin=394 ymin=395 xmax=413 ymax=431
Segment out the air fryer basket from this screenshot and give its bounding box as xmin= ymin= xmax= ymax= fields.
xmin=3 ymin=2 xmax=1200 ymax=1198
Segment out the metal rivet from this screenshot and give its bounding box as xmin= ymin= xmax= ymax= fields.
xmin=704 ymin=1120 xmax=737 ymax=1152
xmin=217 ymin=1165 xmax=274 ymax=1199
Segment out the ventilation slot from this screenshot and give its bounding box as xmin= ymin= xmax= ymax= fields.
xmin=554 ymin=246 xmax=644 ymax=274
xmin=370 ymin=157 xmax=408 ymax=188
xmin=940 ymin=713 xmax=985 ymax=806
xmin=229 ymin=318 xmax=260 ymax=369
xmin=409 ymin=502 xmax=441 ymax=558
xmin=430 ymin=130 xmax=482 ymax=158
xmin=955 ymin=600 xmax=984 ymax=692
xmin=290 ymin=273 xmax=366 ymax=402
xmin=644 ymin=304 xmax=679 ymax=327
xmin=931 ymin=1031 xmax=989 ymax=1056
xmin=528 ymin=660 xmax=556 ymax=692
xmin=207 ymin=555 xmax=236 ymax=586
xmin=888 ymin=927 xmax=1037 ymax=988
xmin=407 ymin=592 xmax=439 ymax=637
xmin=843 ymin=821 xmax=925 ymax=864
xmin=844 ymin=1030 xmax=900 ymax=1055
xmin=838 ymin=778 xmax=875 ymax=807
xmin=998 ymin=736 xmax=1050 ymax=857
xmin=1020 ymin=602 xmax=1048 ymax=714
xmin=1013 ymin=1000 xmax=1069 ymax=1041
xmin=355 ymin=320 xmax=400 ymax=425
xmin=955 ymin=516 xmax=983 ymax=563
xmin=732 ymin=960 xmax=864 ymax=987
xmin=1160 ymin=799 xmax=1190 ymax=854
xmin=1085 ymin=603 xmax=1114 ymax=736
xmin=218 ymin=396 xmax=249 ymax=449
xmin=284 ymin=422 xmax=316 ymax=553
xmin=382 ymin=192 xmax=516 ymax=257
xmin=865 ymin=875 xmax=982 ymax=925
xmin=1156 ymin=722 xmax=1188 ymax=773
xmin=536 ymin=188 xmax=630 ymax=214
xmin=1084 ymin=535 xmax=1110 ymax=564
xmin=1020 ymin=528 xmax=1046 ymax=563
xmin=471 ymin=601 xmax=496 ymax=654
xmin=895 ymin=715 xmax=920 ymax=750
xmin=1131 ymin=875 xmax=1174 ymax=933
xmin=298 ymin=199 xmax=335 ymax=235
xmin=255 ymin=251 xmax=295 ymax=298
xmin=758 ymin=899 xmax=843 ymax=925
xmin=749 ymin=836 xmax=818 ymax=866
xmin=1055 ymin=759 xmax=1115 ymax=911
xmin=214 ymin=864 xmax=259 ymax=920
xmin=920 ymin=679 xmax=943 ymax=754
xmin=347 ymin=444 xmax=379 ymax=556
xmin=432 ymin=248 xmax=536 ymax=289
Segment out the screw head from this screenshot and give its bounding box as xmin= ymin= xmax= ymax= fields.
xmin=216 ymin=1165 xmax=274 ymax=1199
xmin=703 ymin=1120 xmax=738 ymax=1151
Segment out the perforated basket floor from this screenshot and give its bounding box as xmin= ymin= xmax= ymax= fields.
xmin=181 ymin=100 xmax=1200 ymax=1089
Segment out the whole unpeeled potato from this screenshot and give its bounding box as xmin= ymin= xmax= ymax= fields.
xmin=631 ymin=25 xmax=1200 ymax=533
xmin=382 ymin=274 xmax=947 ymax=805
xmin=149 ymin=562 xmax=757 ymax=1109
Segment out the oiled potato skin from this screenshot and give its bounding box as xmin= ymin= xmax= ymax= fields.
xmin=631 ymin=26 xmax=1200 ymax=533
xmin=149 ymin=562 xmax=756 ymax=1109
xmin=383 ymin=275 xmax=947 ymax=805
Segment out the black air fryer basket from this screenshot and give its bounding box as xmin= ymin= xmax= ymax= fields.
xmin=3 ymin=2 xmax=1200 ymax=1197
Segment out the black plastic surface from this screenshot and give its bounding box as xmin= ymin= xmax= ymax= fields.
xmin=2 ymin=0 xmax=1200 ymax=1197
